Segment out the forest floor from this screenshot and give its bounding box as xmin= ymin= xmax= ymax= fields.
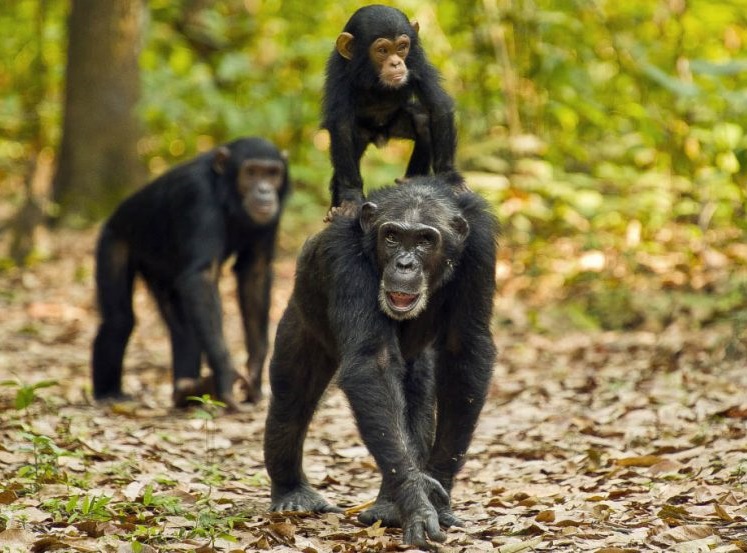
xmin=0 ymin=229 xmax=746 ymax=553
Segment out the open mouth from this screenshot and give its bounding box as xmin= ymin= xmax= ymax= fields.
xmin=386 ymin=291 xmax=420 ymax=312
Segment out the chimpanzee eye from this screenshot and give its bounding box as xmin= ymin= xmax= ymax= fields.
xmin=385 ymin=232 xmax=398 ymax=245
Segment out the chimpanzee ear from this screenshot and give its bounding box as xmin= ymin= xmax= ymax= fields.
xmin=410 ymin=20 xmax=420 ymax=35
xmin=336 ymin=32 xmax=354 ymax=60
xmin=212 ymin=147 xmax=231 ymax=175
xmin=360 ymin=202 xmax=378 ymax=233
xmin=451 ymin=214 xmax=469 ymax=244
xmin=280 ymin=150 xmax=289 ymax=162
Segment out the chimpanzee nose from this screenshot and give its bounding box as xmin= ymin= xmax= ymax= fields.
xmin=396 ymin=253 xmax=415 ymax=271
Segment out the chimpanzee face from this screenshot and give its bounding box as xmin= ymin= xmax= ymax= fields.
xmin=360 ymin=192 xmax=469 ymax=321
xmin=368 ymin=34 xmax=411 ymax=89
xmin=334 ymin=10 xmax=420 ymax=90
xmin=375 ymin=220 xmax=441 ymax=319
xmin=237 ymin=159 xmax=285 ymax=224
xmin=212 ymin=146 xmax=287 ymax=226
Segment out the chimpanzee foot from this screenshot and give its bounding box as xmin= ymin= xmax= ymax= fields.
xmin=95 ymin=391 xmax=134 ymax=403
xmin=358 ymin=498 xmax=401 ymax=527
xmin=270 ymin=484 xmax=342 ymax=514
xmin=239 ymin=370 xmax=263 ymax=404
xmin=172 ymin=376 xmax=214 ymax=408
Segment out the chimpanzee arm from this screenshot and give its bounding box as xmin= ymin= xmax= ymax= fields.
xmin=415 ymin=68 xmax=456 ymax=174
xmin=329 ymin=251 xmax=447 ymax=547
xmin=428 ymin=205 xmax=497 ymax=492
xmin=234 ymin=233 xmax=275 ymax=403
xmin=175 ymin=264 xmax=237 ymax=402
xmin=327 ymin=117 xmax=369 ymax=209
xmin=171 ymin=202 xmax=239 ymax=408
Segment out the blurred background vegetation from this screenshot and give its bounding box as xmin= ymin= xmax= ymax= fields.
xmin=1 ymin=0 xmax=745 ymax=334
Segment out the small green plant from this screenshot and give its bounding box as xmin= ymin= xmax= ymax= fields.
xmin=17 ymin=432 xmax=67 ymax=487
xmin=189 ymin=501 xmax=244 ymax=549
xmin=43 ymin=494 xmax=113 ymax=524
xmin=188 ymin=394 xmax=226 ymax=465
xmin=1 ymin=378 xmax=57 ymax=415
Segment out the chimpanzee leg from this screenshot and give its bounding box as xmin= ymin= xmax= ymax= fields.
xmin=389 ymin=107 xmax=432 ymax=178
xmin=265 ymin=313 xmax=339 ymax=512
xmin=359 ymin=349 xmax=437 ymax=527
xmin=92 ymin=229 xmax=136 ymax=400
xmin=405 ymin=110 xmax=432 ymax=177
xmin=328 ymin=127 xmax=370 ymax=213
xmin=426 ymin=333 xmax=495 ymax=524
xmin=235 ymin=248 xmax=273 ymax=403
xmin=150 ymin=282 xmax=203 ymax=407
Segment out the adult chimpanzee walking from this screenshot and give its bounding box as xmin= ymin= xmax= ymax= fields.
xmin=264 ymin=174 xmax=497 ymax=548
xmin=92 ymin=137 xmax=290 ymax=411
xmin=322 ymin=5 xmax=458 ymax=220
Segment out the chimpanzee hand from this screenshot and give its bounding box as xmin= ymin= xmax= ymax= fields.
xmin=359 ymin=473 xmax=464 ymax=530
xmin=395 ymin=472 xmax=451 ymax=547
xmin=428 ymin=488 xmax=465 ymax=528
xmin=323 ymin=199 xmax=361 ymax=223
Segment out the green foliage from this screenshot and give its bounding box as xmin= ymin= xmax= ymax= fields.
xmin=1 ymin=378 xmax=56 ymax=412
xmin=0 ymin=0 xmax=745 ymax=328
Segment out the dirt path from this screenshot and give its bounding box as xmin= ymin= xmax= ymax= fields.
xmin=1 ymin=230 xmax=745 ymax=552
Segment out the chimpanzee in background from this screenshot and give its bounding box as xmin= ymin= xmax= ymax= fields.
xmin=92 ymin=137 xmax=290 ymax=411
xmin=264 ymin=174 xmax=497 ymax=547
xmin=322 ymin=5 xmax=458 ymax=220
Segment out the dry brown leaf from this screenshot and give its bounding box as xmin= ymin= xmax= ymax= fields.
xmin=344 ymin=498 xmax=376 ymax=515
xmin=267 ymin=521 xmax=296 ymax=541
xmin=0 ymin=528 xmax=34 ymax=547
xmin=498 ymin=537 xmax=543 ymax=553
xmin=614 ymin=455 xmax=664 ymax=467
xmin=649 ymin=459 xmax=683 ymax=475
xmin=0 ymin=490 xmax=17 ymax=505
xmin=535 ymin=510 xmax=555 ymax=523
xmin=651 ymin=524 xmax=715 ymax=545
xmin=712 ymin=504 xmax=733 ymax=522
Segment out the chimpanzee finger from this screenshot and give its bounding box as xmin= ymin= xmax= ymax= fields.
xmin=438 ymin=511 xmax=465 ymax=528
xmin=403 ymin=511 xmax=446 ymax=547
xmin=425 ymin=514 xmax=447 ymax=543
xmin=403 ymin=523 xmax=427 ymax=548
xmin=422 ymin=474 xmax=450 ymax=506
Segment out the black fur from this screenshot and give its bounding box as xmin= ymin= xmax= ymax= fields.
xmin=322 ymin=5 xmax=457 ymax=212
xmin=264 ymin=174 xmax=496 ymax=547
xmin=91 ymin=137 xmax=290 ymax=409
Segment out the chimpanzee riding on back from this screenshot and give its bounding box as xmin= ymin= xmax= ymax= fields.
xmin=323 ymin=5 xmax=461 ymax=220
xmin=91 ymin=137 xmax=290 ymax=411
xmin=264 ymin=173 xmax=497 ymax=548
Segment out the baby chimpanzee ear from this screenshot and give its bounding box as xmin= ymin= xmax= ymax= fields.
xmin=451 ymin=214 xmax=469 ymax=244
xmin=336 ymin=32 xmax=354 ymax=60
xmin=360 ymin=202 xmax=378 ymax=233
xmin=211 ymin=147 xmax=231 ymax=175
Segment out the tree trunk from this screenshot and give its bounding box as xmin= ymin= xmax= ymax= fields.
xmin=53 ymin=0 xmax=144 ymax=223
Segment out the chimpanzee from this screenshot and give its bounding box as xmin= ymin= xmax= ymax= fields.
xmin=91 ymin=137 xmax=290 ymax=411
xmin=322 ymin=5 xmax=458 ymax=220
xmin=264 ymin=173 xmax=497 ymax=547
